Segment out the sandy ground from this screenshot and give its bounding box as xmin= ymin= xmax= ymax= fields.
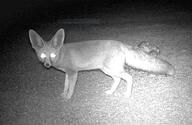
xmin=0 ymin=12 xmax=192 ymax=125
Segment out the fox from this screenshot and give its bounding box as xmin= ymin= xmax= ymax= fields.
xmin=29 ymin=28 xmax=175 ymax=99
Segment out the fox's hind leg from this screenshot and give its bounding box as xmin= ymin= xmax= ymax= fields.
xmin=118 ymin=72 xmax=133 ymax=97
xmin=102 ymin=59 xmax=133 ymax=97
xmin=103 ymin=68 xmax=133 ymax=97
xmin=105 ymin=77 xmax=121 ymax=95
xmin=109 ymin=72 xmax=133 ymax=97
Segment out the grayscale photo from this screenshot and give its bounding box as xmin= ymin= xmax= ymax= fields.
xmin=0 ymin=0 xmax=192 ymax=124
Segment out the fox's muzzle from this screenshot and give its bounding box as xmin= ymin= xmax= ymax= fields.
xmin=44 ymin=62 xmax=51 ymax=68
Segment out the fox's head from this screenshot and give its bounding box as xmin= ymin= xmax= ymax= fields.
xmin=29 ymin=28 xmax=65 ymax=68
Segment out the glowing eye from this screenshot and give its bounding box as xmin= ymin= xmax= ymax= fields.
xmin=50 ymin=53 xmax=56 ymax=58
xmin=40 ymin=53 xmax=46 ymax=59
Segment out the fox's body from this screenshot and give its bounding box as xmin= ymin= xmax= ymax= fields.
xmin=29 ymin=29 xmax=175 ymax=99
xmin=54 ymin=40 xmax=120 ymax=71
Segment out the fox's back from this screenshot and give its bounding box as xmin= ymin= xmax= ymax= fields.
xmin=55 ymin=40 xmax=126 ymax=70
xmin=63 ymin=40 xmax=122 ymax=53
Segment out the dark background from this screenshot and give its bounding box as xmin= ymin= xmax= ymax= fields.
xmin=0 ymin=0 xmax=191 ymax=37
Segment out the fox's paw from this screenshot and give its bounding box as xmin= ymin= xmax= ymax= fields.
xmin=105 ymin=90 xmax=114 ymax=95
xmin=66 ymin=93 xmax=73 ymax=100
xmin=60 ymin=92 xmax=70 ymax=100
xmin=61 ymin=92 xmax=73 ymax=100
xmin=61 ymin=91 xmax=67 ymax=97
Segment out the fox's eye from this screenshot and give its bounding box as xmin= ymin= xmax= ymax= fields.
xmin=40 ymin=53 xmax=46 ymax=59
xmin=50 ymin=53 xmax=56 ymax=58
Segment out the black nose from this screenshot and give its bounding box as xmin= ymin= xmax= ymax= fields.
xmin=44 ymin=63 xmax=51 ymax=68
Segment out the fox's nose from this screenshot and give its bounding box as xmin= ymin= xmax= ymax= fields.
xmin=44 ymin=62 xmax=51 ymax=68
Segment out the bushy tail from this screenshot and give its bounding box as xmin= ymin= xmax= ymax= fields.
xmin=122 ymin=45 xmax=175 ymax=75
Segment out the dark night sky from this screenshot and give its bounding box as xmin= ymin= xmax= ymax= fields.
xmin=0 ymin=0 xmax=191 ymax=21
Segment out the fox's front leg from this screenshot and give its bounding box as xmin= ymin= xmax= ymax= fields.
xmin=61 ymin=71 xmax=78 ymax=99
xmin=61 ymin=74 xmax=70 ymax=99
xmin=61 ymin=74 xmax=69 ymax=97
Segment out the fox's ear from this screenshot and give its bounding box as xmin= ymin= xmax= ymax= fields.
xmin=51 ymin=28 xmax=65 ymax=49
xmin=29 ymin=29 xmax=44 ymax=50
